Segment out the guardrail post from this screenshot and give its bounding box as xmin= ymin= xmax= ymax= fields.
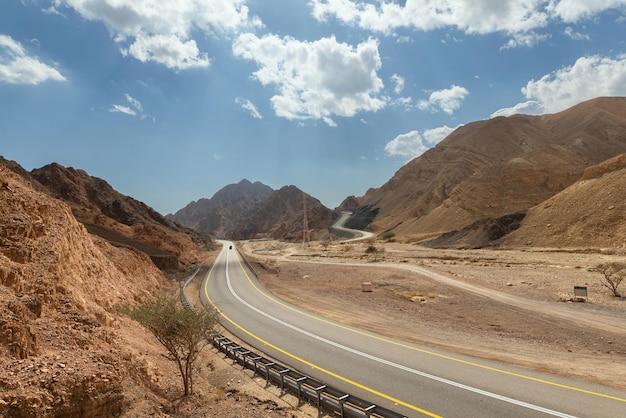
xmin=295 ymin=376 xmax=307 ymax=403
xmin=338 ymin=394 xmax=349 ymax=418
xmin=314 ymin=384 xmax=327 ymax=413
xmin=250 ymin=356 xmax=262 ymax=376
xmin=278 ymin=368 xmax=290 ymax=392
xmin=239 ymin=350 xmax=250 ymax=368
xmin=263 ymin=362 xmax=275 ymax=384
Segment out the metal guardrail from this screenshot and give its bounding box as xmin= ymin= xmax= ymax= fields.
xmin=213 ymin=335 xmax=407 ymax=418
xmin=179 ymin=267 xmax=200 ymax=309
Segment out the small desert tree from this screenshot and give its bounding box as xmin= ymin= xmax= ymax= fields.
xmin=380 ymin=231 xmax=396 ymax=242
xmin=594 ymin=262 xmax=626 ymax=298
xmin=365 ymin=244 xmax=384 ymax=261
xmin=120 ymin=296 xmax=218 ymax=396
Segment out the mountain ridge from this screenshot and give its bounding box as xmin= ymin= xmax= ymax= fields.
xmin=353 ymin=96 xmax=626 ymax=242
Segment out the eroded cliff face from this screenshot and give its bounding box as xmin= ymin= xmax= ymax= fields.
xmin=0 ymin=164 xmax=169 ymax=417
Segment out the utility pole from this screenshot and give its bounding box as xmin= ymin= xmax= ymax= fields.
xmin=302 ymin=192 xmax=310 ymax=248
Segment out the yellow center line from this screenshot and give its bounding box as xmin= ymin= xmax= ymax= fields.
xmin=229 ymin=247 xmax=626 ymax=405
xmin=203 ymin=247 xmax=441 ymax=417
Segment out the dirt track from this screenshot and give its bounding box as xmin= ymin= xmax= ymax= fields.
xmin=241 ymin=240 xmax=626 ymax=390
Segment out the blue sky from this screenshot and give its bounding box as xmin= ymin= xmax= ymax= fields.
xmin=1 ymin=1 xmax=626 ymax=215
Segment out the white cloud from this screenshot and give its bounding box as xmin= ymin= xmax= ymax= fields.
xmin=564 ymin=27 xmax=590 ymax=41
xmin=310 ymin=0 xmax=550 ymax=36
xmin=491 ymin=54 xmax=626 ymax=117
xmin=490 ymin=100 xmax=544 ymax=118
xmin=235 ymin=97 xmax=263 ymax=119
xmin=423 ymin=125 xmax=458 ymax=145
xmin=385 ymin=125 xmax=457 ymax=159
xmin=310 ymin=1 xmax=625 ymax=46
xmin=232 ymin=34 xmax=387 ymax=122
xmin=109 ymin=104 xmax=136 ymax=116
xmin=109 ymin=93 xmax=148 ymax=118
xmin=0 ymin=34 xmax=66 ymax=85
xmin=418 ymin=85 xmax=468 ymax=114
xmin=385 ymin=131 xmax=428 ymax=159
xmin=390 ymin=73 xmax=405 ymax=93
xmin=548 ymin=0 xmax=626 ymax=23
xmin=54 ymin=0 xmax=261 ymax=70
xmin=122 ymin=34 xmax=209 ymax=70
xmin=500 ymin=32 xmax=550 ymax=50
xmin=323 ymin=116 xmax=338 ymax=127
xmin=522 ymin=54 xmax=626 ymax=114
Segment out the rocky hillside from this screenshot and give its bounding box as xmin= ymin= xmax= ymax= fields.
xmin=0 ymin=162 xmax=168 ymax=416
xmin=168 ymin=179 xmax=274 ymax=237
xmin=501 ymin=153 xmax=626 ymax=249
xmin=354 ymin=97 xmax=626 ymax=242
xmin=229 ymin=185 xmax=334 ymax=241
xmin=2 ymin=159 xmax=211 ymax=271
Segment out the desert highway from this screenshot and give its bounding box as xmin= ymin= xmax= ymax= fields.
xmin=201 ymin=241 xmax=626 ymax=417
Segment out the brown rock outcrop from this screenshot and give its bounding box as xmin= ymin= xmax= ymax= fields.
xmin=0 ymin=163 xmax=169 ymax=417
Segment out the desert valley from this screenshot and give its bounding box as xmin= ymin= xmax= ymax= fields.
xmin=1 ymin=97 xmax=626 ymax=417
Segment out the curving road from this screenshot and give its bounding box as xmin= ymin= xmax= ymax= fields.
xmin=330 ymin=211 xmax=375 ymax=242
xmin=202 ymin=241 xmax=626 ymax=417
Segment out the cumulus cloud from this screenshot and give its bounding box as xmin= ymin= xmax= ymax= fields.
xmin=122 ymin=34 xmax=209 ymax=70
xmin=235 ymin=97 xmax=263 ymax=119
xmin=491 ymin=54 xmax=626 ymax=116
xmin=548 ymin=0 xmax=626 ymax=23
xmin=0 ymin=34 xmax=66 ymax=85
xmin=109 ymin=93 xmax=149 ymax=118
xmin=52 ymin=0 xmax=261 ymax=69
xmin=232 ymin=34 xmax=387 ymax=122
xmin=310 ymin=0 xmax=550 ymax=35
xmin=385 ymin=125 xmax=457 ymax=159
xmin=523 ymin=55 xmax=626 ymax=113
xmin=418 ymin=85 xmax=468 ymax=114
xmin=310 ymin=1 xmax=625 ymax=47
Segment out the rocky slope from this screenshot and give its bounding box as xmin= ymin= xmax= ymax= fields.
xmin=2 ymin=159 xmax=212 ymax=271
xmin=501 ymin=153 xmax=626 ymax=248
xmin=230 ymin=185 xmax=334 ymax=241
xmin=0 ymin=162 xmax=168 ymax=417
xmin=354 ymin=97 xmax=626 ymax=242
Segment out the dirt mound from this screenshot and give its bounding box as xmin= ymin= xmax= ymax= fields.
xmin=355 ymin=97 xmax=626 ymax=244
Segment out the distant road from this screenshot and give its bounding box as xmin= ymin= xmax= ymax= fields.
xmin=203 ymin=241 xmax=626 ymax=418
xmin=330 ymin=211 xmax=375 ymax=242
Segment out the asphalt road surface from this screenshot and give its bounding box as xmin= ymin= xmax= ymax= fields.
xmin=201 ymin=241 xmax=626 ymax=418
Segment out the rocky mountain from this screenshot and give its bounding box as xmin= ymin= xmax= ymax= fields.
xmin=353 ymin=97 xmax=626 ymax=242
xmin=2 ymin=159 xmax=211 ymax=270
xmin=170 ymin=180 xmax=334 ymax=241
xmin=229 ymin=185 xmax=335 ymax=241
xmin=168 ymin=179 xmax=274 ymax=237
